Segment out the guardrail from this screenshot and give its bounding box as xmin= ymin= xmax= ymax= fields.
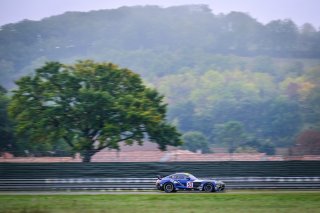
xmin=2 ymin=162 xmax=320 ymax=179
xmin=1 ymin=177 xmax=320 ymax=191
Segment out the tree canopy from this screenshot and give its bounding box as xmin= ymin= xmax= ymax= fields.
xmin=8 ymin=60 xmax=181 ymax=162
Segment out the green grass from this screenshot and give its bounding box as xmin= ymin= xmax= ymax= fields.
xmin=1 ymin=191 xmax=320 ymax=213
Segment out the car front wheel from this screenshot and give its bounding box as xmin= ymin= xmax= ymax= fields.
xmin=203 ymin=183 xmax=214 ymax=192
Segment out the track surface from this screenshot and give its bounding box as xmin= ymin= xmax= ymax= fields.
xmin=1 ymin=190 xmax=319 ymax=195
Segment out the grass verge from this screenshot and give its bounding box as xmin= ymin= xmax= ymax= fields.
xmin=1 ymin=191 xmax=320 ymax=213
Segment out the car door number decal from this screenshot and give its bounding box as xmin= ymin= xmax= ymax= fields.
xmin=187 ymin=181 xmax=193 ymax=188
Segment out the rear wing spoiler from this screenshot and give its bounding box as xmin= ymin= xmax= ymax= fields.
xmin=156 ymin=175 xmax=163 ymax=180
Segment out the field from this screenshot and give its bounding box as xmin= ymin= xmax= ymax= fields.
xmin=1 ymin=191 xmax=320 ymax=213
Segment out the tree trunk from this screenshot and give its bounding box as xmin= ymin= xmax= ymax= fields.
xmin=82 ymin=149 xmax=96 ymax=163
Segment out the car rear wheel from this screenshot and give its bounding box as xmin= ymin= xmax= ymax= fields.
xmin=164 ymin=183 xmax=175 ymax=193
xmin=203 ymin=183 xmax=214 ymax=192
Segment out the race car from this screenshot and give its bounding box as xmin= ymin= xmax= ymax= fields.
xmin=156 ymin=172 xmax=225 ymax=193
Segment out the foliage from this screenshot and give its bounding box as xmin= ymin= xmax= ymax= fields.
xmin=181 ymin=131 xmax=210 ymax=153
xmin=0 ymin=85 xmax=15 ymax=154
xmin=8 ymin=60 xmax=181 ymax=162
xmin=0 ymin=5 xmax=320 ymax=87
xmin=302 ymin=66 xmax=320 ymax=128
xmin=11 ymin=138 xmax=74 ymax=157
xmin=1 ymin=5 xmax=320 ymax=155
xmin=213 ymin=121 xmax=248 ymax=153
xmin=160 ymin=69 xmax=303 ymax=152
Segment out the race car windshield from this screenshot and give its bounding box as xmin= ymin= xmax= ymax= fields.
xmin=188 ymin=174 xmax=197 ymax=179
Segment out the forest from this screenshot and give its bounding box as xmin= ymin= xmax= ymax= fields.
xmin=0 ymin=5 xmax=320 ymax=156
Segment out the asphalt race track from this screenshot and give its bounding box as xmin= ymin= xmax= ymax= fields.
xmin=1 ymin=190 xmax=320 ymax=195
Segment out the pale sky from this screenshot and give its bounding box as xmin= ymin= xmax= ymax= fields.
xmin=0 ymin=0 xmax=320 ymax=27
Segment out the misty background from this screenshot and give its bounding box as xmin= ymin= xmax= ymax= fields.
xmin=0 ymin=1 xmax=320 ymax=157
xmin=1 ymin=0 xmax=320 ymax=27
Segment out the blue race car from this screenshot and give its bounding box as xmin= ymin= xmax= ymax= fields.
xmin=156 ymin=172 xmax=225 ymax=193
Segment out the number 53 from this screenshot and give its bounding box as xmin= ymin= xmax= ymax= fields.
xmin=187 ymin=182 xmax=193 ymax=188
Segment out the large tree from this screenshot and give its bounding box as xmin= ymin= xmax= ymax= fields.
xmin=9 ymin=60 xmax=181 ymax=162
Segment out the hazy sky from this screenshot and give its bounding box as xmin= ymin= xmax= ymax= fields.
xmin=1 ymin=0 xmax=320 ymax=27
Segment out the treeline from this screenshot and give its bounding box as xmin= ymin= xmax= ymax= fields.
xmin=0 ymin=5 xmax=320 ymax=156
xmin=0 ymin=5 xmax=320 ymax=87
xmin=157 ymin=65 xmax=320 ymax=154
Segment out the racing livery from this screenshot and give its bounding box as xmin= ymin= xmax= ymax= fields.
xmin=156 ymin=172 xmax=225 ymax=193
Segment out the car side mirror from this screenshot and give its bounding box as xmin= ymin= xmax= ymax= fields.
xmin=186 ymin=177 xmax=190 ymax=180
